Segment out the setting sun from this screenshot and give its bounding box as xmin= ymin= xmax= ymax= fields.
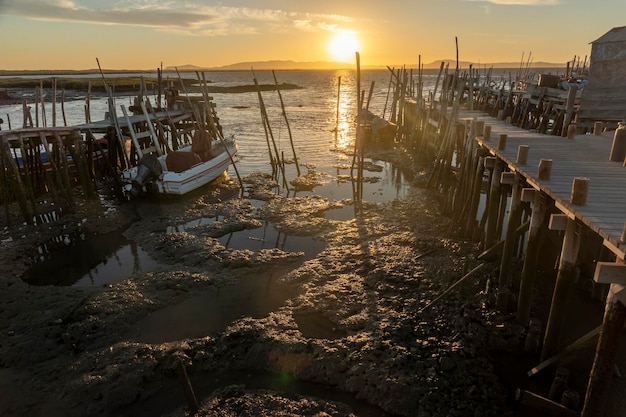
xmin=328 ymin=30 xmax=360 ymax=63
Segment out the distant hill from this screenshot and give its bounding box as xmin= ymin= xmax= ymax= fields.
xmin=420 ymin=59 xmax=566 ymax=70
xmin=170 ymin=59 xmax=567 ymax=71
xmin=166 ymin=60 xmax=354 ymax=71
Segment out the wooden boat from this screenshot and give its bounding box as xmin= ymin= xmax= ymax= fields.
xmin=121 ymin=135 xmax=238 ymax=199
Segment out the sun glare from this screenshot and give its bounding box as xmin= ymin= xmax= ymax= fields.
xmin=328 ymin=31 xmax=360 ymax=63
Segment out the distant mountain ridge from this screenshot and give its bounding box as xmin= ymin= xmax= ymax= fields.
xmin=168 ymin=59 xmax=566 ymax=71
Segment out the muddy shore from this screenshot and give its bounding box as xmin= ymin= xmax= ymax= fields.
xmin=0 ymin=149 xmax=532 ymax=417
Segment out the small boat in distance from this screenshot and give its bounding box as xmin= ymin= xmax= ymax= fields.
xmin=121 ymin=133 xmax=238 ymax=199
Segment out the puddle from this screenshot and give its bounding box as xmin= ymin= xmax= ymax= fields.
xmin=324 ymin=205 xmax=356 ymax=221
xmin=218 ymin=222 xmax=326 ymax=258
xmin=22 ymin=230 xmax=162 ymax=287
xmin=293 ymin=311 xmax=347 ymax=340
xmin=129 ymin=269 xmax=295 ymax=344
xmin=115 ymin=368 xmax=397 ymax=417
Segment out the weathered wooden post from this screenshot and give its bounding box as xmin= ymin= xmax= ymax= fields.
xmin=538 ymin=159 xmax=553 ymax=181
xmin=561 ymin=85 xmax=578 ymax=137
xmin=485 ymin=159 xmax=503 ymax=249
xmin=0 ymin=138 xmax=33 ymax=223
xmin=483 ymin=124 xmax=492 ymax=141
xmin=581 ymin=280 xmax=626 ymax=417
xmin=464 ymin=149 xmax=487 ymax=238
xmin=593 ymin=121 xmax=603 ymax=135
xmin=609 ymin=122 xmax=626 ymax=162
xmin=517 ymin=189 xmax=551 ymax=325
xmin=542 ymin=179 xmax=590 ymax=358
xmin=540 ymin=214 xmax=583 ymax=361
xmin=497 ymin=172 xmax=523 ymax=311
xmin=517 ymin=145 xmax=529 ymax=165
xmin=498 ymin=133 xmax=507 ymax=151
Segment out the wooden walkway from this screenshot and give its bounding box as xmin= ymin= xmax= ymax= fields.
xmin=464 ymin=110 xmax=625 ymax=257
xmin=448 ymin=110 xmax=626 ymax=417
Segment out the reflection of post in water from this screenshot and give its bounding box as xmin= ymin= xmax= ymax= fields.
xmin=351 ymin=52 xmax=365 ymax=201
xmin=224 ymin=232 xmax=234 ymax=248
xmin=130 ymin=240 xmax=142 ymax=274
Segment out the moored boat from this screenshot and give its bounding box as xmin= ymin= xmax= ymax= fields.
xmin=121 ymin=134 xmax=238 ymax=199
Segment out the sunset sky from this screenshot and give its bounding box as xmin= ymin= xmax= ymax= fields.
xmin=0 ymin=0 xmax=622 ymax=70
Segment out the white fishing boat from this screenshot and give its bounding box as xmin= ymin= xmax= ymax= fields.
xmin=121 ymin=134 xmax=238 ymax=199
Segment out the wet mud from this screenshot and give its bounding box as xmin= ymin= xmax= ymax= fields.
xmin=0 ymin=149 xmax=530 ymax=417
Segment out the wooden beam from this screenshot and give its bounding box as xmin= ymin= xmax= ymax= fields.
xmin=528 ymin=325 xmax=600 ymax=377
xmin=515 ymin=389 xmax=579 ymax=417
xmin=593 ymin=262 xmax=626 ymax=285
xmin=521 ymin=187 xmax=536 ymax=202
xmin=549 ymin=214 xmax=569 ymax=231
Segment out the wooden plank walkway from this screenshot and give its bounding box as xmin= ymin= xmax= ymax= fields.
xmin=76 ymin=109 xmax=189 ymax=132
xmin=462 ymin=110 xmax=626 ymax=257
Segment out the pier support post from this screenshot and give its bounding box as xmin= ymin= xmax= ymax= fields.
xmin=541 ymin=216 xmax=582 ymax=361
xmin=581 ymin=283 xmax=626 ymax=417
xmin=561 ymin=85 xmax=578 ymax=137
xmin=463 ymin=149 xmax=487 ymax=238
xmin=497 ymin=172 xmax=523 ymax=311
xmin=485 ymin=159 xmax=503 ymax=249
xmin=517 ymin=189 xmax=551 ymax=326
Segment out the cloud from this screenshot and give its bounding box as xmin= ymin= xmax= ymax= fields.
xmin=0 ymin=0 xmax=356 ymax=36
xmin=464 ymin=0 xmax=560 ymax=4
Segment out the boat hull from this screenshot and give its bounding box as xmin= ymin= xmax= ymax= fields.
xmin=121 ymin=137 xmax=237 ymax=198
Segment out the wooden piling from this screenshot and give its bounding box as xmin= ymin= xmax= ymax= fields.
xmin=593 ymin=121 xmax=603 ymax=135
xmin=541 ymin=217 xmax=583 ymax=361
xmin=538 ymin=159 xmax=553 ymax=181
xmin=517 ymin=145 xmax=529 ymax=164
xmin=0 ymin=140 xmax=33 ymax=223
xmin=581 ymin=286 xmax=626 ymax=417
xmin=498 ymin=133 xmax=507 ymax=150
xmin=485 ymin=159 xmax=503 ymax=249
xmin=570 ymin=177 xmax=589 ymax=205
xmin=498 ymin=172 xmax=523 ymax=310
xmin=517 ymin=190 xmax=551 ymax=325
xmin=483 ymin=124 xmax=491 ymax=141
xmin=560 ymin=85 xmax=578 ymax=137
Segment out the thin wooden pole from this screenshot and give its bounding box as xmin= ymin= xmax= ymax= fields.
xmin=61 ymin=89 xmax=67 ymax=126
xmin=52 ymin=77 xmax=57 ymax=127
xmin=197 ymin=71 xmax=244 ymax=192
xmin=40 ymin=79 xmax=46 ymax=128
xmin=251 ymin=69 xmax=287 ymax=188
xmin=272 ymin=70 xmax=300 ymax=177
xmin=335 ymin=76 xmax=341 ymax=146
xmin=96 ymin=58 xmax=130 ymax=169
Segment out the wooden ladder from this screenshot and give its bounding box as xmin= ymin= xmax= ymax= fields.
xmin=121 ymin=101 xmax=163 ymax=159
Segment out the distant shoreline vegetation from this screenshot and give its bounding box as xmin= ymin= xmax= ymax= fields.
xmin=0 ymin=76 xmax=302 ymax=103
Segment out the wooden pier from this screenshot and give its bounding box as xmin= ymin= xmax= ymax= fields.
xmin=422 ymin=105 xmax=626 ymax=416
xmin=0 ymin=89 xmax=216 ymax=224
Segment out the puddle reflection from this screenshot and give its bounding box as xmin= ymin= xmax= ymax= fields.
xmin=23 ymin=230 xmax=162 ymax=287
